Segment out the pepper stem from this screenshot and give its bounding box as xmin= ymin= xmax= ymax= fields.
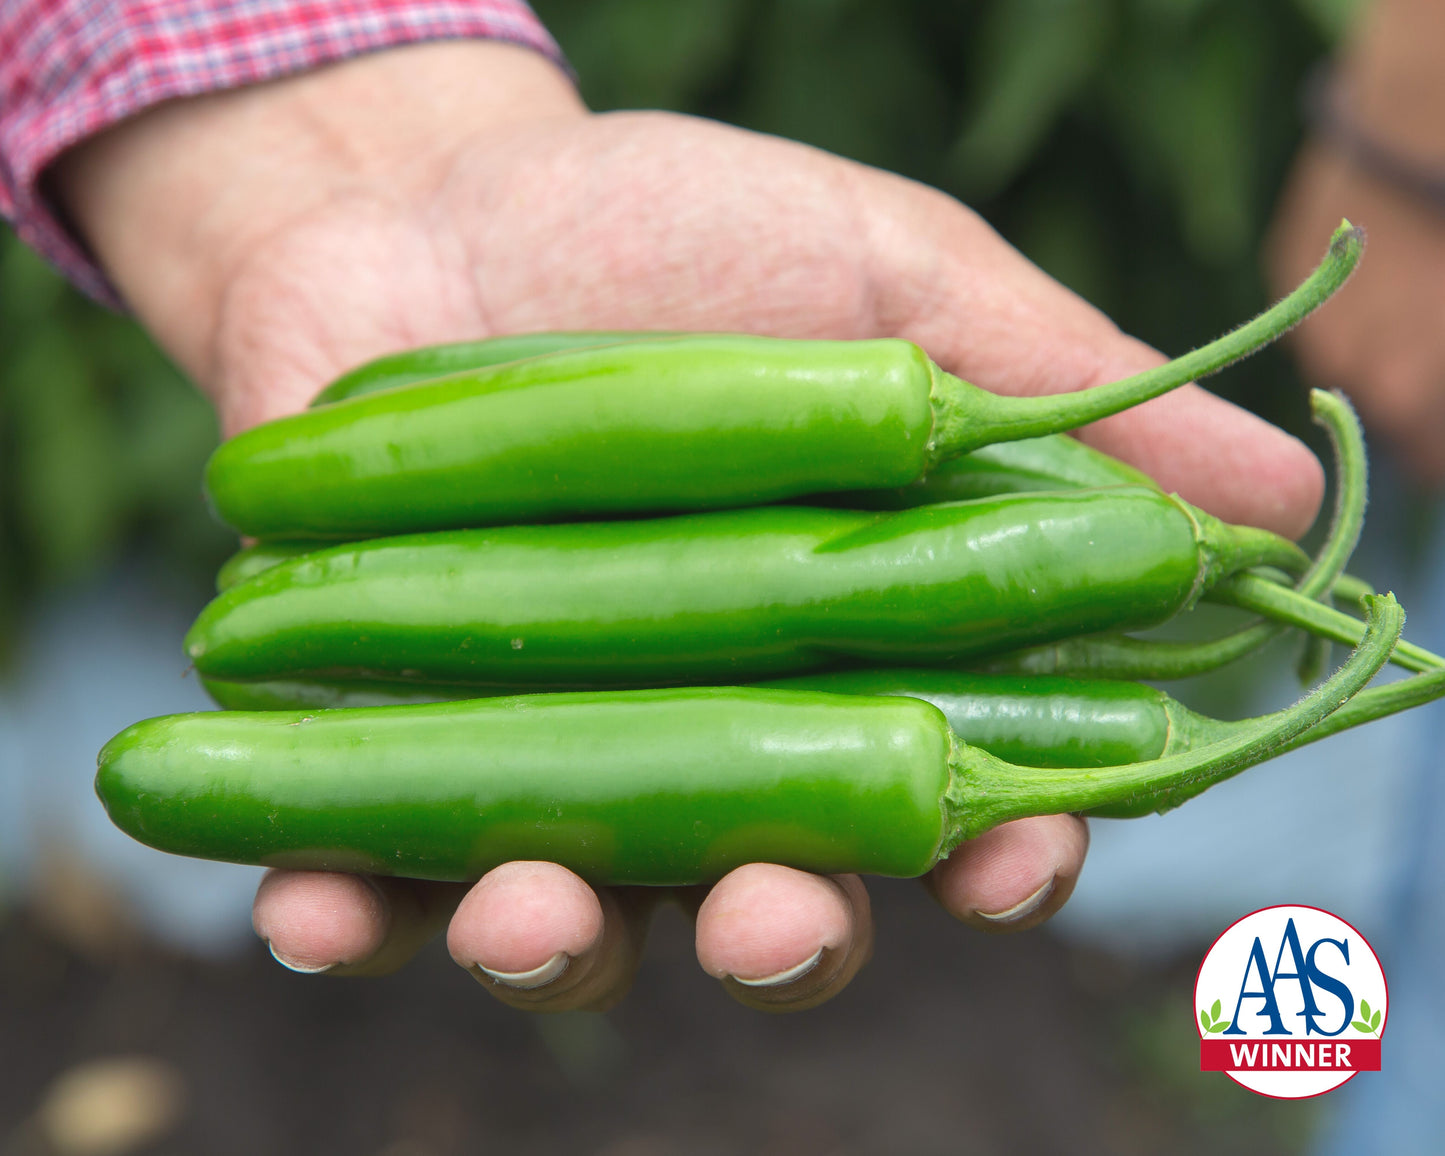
xmin=940 ymin=593 xmax=1402 ymax=850
xmin=967 ymin=627 xmax=1281 ymax=681
xmin=1192 ymin=506 xmax=1310 ymax=584
xmin=927 ymin=222 xmax=1364 ymax=461
xmin=1210 ymin=573 xmax=1445 ymax=672
xmin=1274 ymin=669 xmax=1445 ymax=754
xmin=1331 ymin=572 xmax=1376 ymax=608
xmin=1107 ymin=667 xmax=1445 ymax=818
xmin=1293 ymin=390 xmax=1369 ymax=596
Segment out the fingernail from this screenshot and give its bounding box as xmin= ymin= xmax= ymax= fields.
xmin=730 ymin=946 xmax=825 ymax=988
xmin=476 ymin=951 xmax=571 ymax=990
xmin=267 ymin=940 xmax=335 ymax=975
xmin=976 ymin=878 xmax=1056 ymax=924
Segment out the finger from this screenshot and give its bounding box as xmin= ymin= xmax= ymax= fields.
xmin=868 ymin=178 xmax=1324 ymax=539
xmin=446 ymin=862 xmax=655 ymax=1012
xmin=930 ymin=814 xmax=1089 ymax=934
xmin=252 ymin=869 xmax=465 ymax=976
xmin=695 ymin=864 xmax=872 ymax=1013
xmin=964 ymin=313 xmax=1327 ymax=539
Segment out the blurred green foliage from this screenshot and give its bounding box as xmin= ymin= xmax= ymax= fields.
xmin=0 ymin=0 xmax=1362 ymax=662
xmin=0 ymin=237 xmax=233 ymax=662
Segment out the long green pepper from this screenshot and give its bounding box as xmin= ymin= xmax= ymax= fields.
xmin=305 ymin=325 xmax=1156 ymax=507
xmin=766 ymin=666 xmax=1445 ymax=818
xmin=186 ymin=487 xmax=1309 ymax=689
xmin=208 ymin=433 xmax=1156 ymax=595
xmin=203 ymin=225 xmax=1362 ymax=539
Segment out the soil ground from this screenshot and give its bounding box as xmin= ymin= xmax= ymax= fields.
xmin=0 ymin=878 xmax=1324 ymax=1155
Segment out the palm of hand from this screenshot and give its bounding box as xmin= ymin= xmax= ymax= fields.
xmin=211 ymin=111 xmax=1129 ymax=430
xmin=201 ymin=108 xmax=1315 ymax=1010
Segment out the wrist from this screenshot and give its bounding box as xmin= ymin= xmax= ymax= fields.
xmin=52 ymin=40 xmax=584 ymax=387
xmin=1334 ymin=0 xmax=1445 ymax=159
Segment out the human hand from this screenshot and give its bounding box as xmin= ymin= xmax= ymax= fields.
xmin=57 ymin=40 xmax=1322 ymax=1011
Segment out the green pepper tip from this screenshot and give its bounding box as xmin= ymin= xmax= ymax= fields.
xmin=1331 ymin=218 xmax=1364 ymax=256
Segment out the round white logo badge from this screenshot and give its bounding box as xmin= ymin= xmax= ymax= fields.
xmin=1195 ymin=905 xmax=1386 ymax=1098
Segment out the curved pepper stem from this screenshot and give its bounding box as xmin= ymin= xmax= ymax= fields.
xmin=1210 ymin=572 xmax=1445 ymax=672
xmin=1293 ymin=390 xmax=1368 ymax=683
xmin=966 ymin=630 xmax=1273 ymax=680
xmin=1295 ymin=571 xmax=1379 ymax=683
xmin=1100 ymin=667 xmax=1445 ymax=818
xmin=967 ymin=389 xmax=1369 ymax=681
xmin=928 ymin=221 xmax=1364 ymax=460
xmin=1293 ymin=390 xmax=1370 ymax=596
xmin=940 ymin=592 xmax=1403 ymax=848
xmin=1273 ymin=668 xmax=1445 ymax=754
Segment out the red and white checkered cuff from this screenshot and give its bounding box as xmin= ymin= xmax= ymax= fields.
xmin=0 ymin=1 xmax=566 ymax=305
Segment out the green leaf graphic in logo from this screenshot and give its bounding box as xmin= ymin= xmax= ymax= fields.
xmin=1211 ymin=999 xmax=1222 ymax=1022
xmin=1351 ymin=999 xmax=1384 ymax=1036
xmin=1200 ymin=999 xmax=1229 ymax=1033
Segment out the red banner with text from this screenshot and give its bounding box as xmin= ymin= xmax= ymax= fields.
xmin=1199 ymin=1039 xmax=1381 ymax=1072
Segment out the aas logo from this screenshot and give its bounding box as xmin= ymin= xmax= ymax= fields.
xmin=1195 ymin=904 xmax=1386 ymax=1098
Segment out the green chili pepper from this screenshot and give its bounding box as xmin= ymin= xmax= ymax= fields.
xmin=308 ymin=328 xmax=1154 ymax=502
xmin=764 ymin=665 xmax=1445 ymax=816
xmin=185 ymin=487 xmax=1310 ymax=689
xmin=767 ymin=669 xmax=1221 ymax=767
xmin=95 ymin=596 xmax=1402 ymax=885
xmin=188 ymin=670 xmax=1255 ymax=759
xmin=215 ymin=541 xmax=328 ymax=594
xmin=203 ymin=225 xmax=1361 ymax=540
xmin=308 ymin=323 xmax=1157 ymax=499
xmin=308 ymin=331 xmax=684 ymax=407
xmin=211 ymin=432 xmax=1154 ymax=594
xmin=201 ymin=676 xmax=485 ymax=710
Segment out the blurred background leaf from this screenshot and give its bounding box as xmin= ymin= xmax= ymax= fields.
xmin=0 ymin=236 xmax=233 ymax=669
xmin=735 ymin=0 xmax=954 ymax=177
xmin=948 ymin=0 xmax=1115 ymax=201
xmin=541 ymin=0 xmax=752 ymax=109
xmin=1 ymin=0 xmax=1367 ymax=670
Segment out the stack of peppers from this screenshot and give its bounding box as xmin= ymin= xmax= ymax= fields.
xmin=95 ymin=223 xmax=1445 ymax=886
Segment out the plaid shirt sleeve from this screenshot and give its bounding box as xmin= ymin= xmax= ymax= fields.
xmin=0 ymin=1 xmax=565 ymax=304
